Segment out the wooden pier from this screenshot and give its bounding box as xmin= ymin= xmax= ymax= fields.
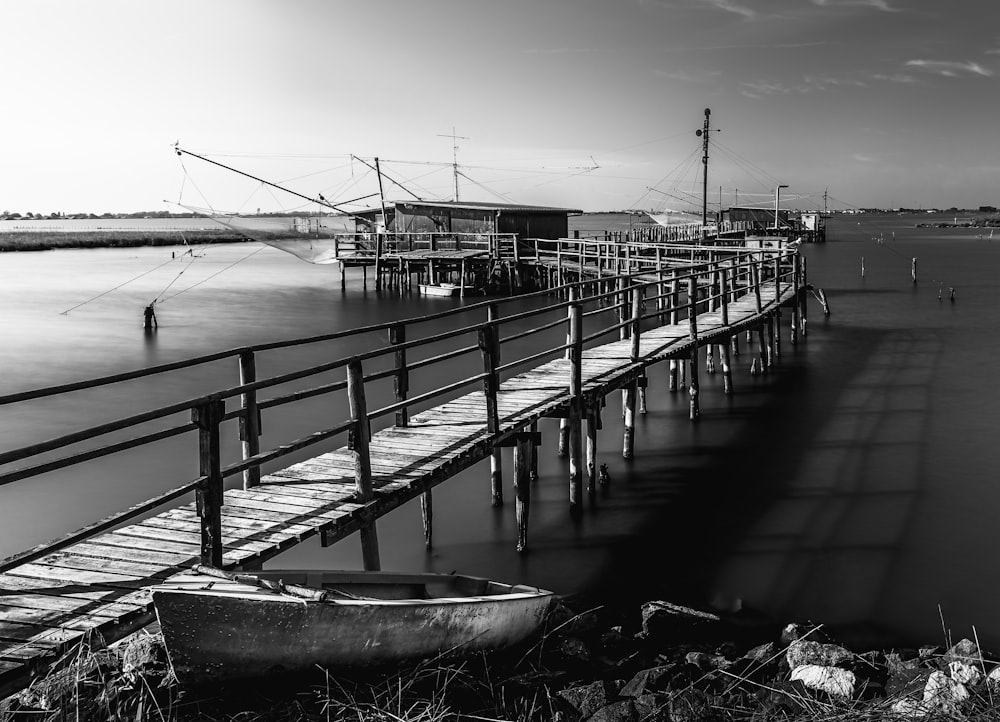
xmin=0 ymin=237 xmax=807 ymax=697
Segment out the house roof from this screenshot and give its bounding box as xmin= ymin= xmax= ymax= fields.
xmin=356 ymin=200 xmax=583 ymax=215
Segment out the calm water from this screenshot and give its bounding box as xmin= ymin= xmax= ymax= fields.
xmin=2 ymin=213 xmax=998 ymax=648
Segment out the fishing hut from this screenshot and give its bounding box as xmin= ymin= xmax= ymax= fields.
xmin=351 ymin=200 xmax=582 ymax=294
xmin=723 ymin=206 xmax=826 ymax=243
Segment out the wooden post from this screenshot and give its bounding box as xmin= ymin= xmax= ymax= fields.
xmin=751 ymin=258 xmax=767 ymax=373
xmin=801 ymin=256 xmax=809 ymax=336
xmin=719 ymin=265 xmax=733 ymax=394
xmin=687 ymin=276 xmax=700 ymax=420
xmin=193 ymin=396 xmax=225 ymax=567
xmin=390 ymin=324 xmax=408 ymax=427
xmin=479 ymin=319 xmax=502 ymax=507
xmin=586 ymin=404 xmax=599 ymax=496
xmin=568 ymin=288 xmax=583 ymax=511
xmin=530 ymin=420 xmax=539 ymax=482
xmin=486 ymin=305 xmax=503 ymax=506
xmin=623 ymin=282 xmax=642 ymax=459
xmin=513 ymin=433 xmax=531 ymax=552
xmin=339 ymin=260 xmax=346 ymax=290
xmin=420 ymin=489 xmax=433 ymax=549
xmin=861 ymin=255 xmax=865 ymax=278
xmin=238 ymin=350 xmax=261 ymax=490
xmin=791 ymin=253 xmax=801 ymax=346
xmin=669 ymin=270 xmax=680 ymax=391
xmin=346 ymin=358 xmax=380 ymax=571
xmin=911 ymin=257 xmax=917 ymax=284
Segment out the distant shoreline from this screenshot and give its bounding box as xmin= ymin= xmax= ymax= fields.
xmin=0 ymin=229 xmax=251 ymax=252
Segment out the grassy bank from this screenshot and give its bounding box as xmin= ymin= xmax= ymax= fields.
xmin=0 ymin=229 xmax=250 ymax=252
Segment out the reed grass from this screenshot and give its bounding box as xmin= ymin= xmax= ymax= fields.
xmin=0 ymin=229 xmax=248 ymax=252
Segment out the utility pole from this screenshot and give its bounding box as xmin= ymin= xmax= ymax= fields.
xmin=437 ymin=127 xmax=469 ymax=201
xmin=695 ymin=109 xmax=719 ymax=239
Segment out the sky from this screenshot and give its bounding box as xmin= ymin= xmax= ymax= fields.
xmin=2 ymin=0 xmax=998 ymax=215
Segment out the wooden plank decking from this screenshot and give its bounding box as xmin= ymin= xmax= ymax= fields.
xmin=0 ymin=281 xmax=796 ymax=697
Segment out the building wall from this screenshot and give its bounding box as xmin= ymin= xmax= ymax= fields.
xmin=497 ymin=212 xmax=568 ymax=240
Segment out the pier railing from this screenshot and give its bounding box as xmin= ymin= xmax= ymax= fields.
xmin=0 ymin=242 xmax=800 ymax=571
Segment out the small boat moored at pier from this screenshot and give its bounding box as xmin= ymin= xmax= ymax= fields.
xmin=151 ymin=567 xmax=555 ymax=685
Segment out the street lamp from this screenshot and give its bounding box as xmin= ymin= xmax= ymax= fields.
xmin=774 ymin=185 xmax=789 ymax=231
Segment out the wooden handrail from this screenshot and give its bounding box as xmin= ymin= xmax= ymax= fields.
xmin=0 ymin=238 xmax=800 ymax=568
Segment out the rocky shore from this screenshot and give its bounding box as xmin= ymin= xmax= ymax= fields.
xmin=5 ymin=598 xmax=1000 ymax=721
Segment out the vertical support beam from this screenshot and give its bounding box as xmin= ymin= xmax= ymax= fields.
xmin=586 ymin=404 xmax=599 ymax=496
xmin=687 ymin=276 xmax=701 ymax=420
xmin=568 ymin=288 xmax=584 ymax=511
xmin=529 ymin=420 xmax=539 ymax=482
xmin=791 ymin=252 xmax=801 ymax=345
xmin=193 ymin=396 xmax=225 ymax=567
xmin=751 ymin=257 xmax=767 ymax=373
xmin=479 ymin=319 xmax=502 ymax=507
xmin=346 ymin=358 xmax=381 ymax=571
xmin=719 ymin=266 xmax=733 ymax=395
xmin=513 ymin=433 xmax=531 ymax=552
xmin=624 ymin=282 xmax=642 ymax=458
xmin=801 ymin=256 xmax=809 ymax=336
xmin=390 ymin=324 xmax=409 ymax=427
xmin=669 ymin=269 xmax=680 ymax=391
xmin=420 ymin=489 xmax=433 ymax=549
xmin=238 ymin=350 xmax=261 ymax=490
xmin=488 ymin=305 xmax=503 ymax=504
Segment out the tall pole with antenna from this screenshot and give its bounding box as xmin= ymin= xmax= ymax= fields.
xmin=437 ymin=127 xmax=469 ymax=201
xmin=695 ymin=109 xmax=718 ymax=240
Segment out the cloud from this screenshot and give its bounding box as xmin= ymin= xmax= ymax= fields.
xmin=739 ymin=73 xmax=867 ymax=98
xmin=522 ymin=48 xmax=609 ymax=55
xmin=904 ymin=60 xmax=994 ymax=77
xmin=702 ymin=0 xmax=756 ymax=19
xmin=852 ymin=153 xmax=877 ymax=163
xmin=654 ymin=68 xmax=722 ymax=82
xmin=870 ymin=72 xmax=919 ymax=84
xmin=810 ymin=0 xmax=899 ymax=11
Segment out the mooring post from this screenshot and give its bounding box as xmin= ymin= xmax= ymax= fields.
xmin=420 ymin=489 xmax=433 ymax=549
xmin=486 ymin=306 xmax=503 ymax=503
xmin=623 ymin=282 xmax=642 ymax=458
xmin=530 ymin=420 xmax=539 ymax=482
xmin=478 ymin=318 xmax=502 ymax=506
xmin=911 ymin=257 xmax=917 ymax=284
xmin=751 ymin=257 xmax=768 ymax=373
xmin=513 ymin=433 xmax=531 ymax=552
xmin=618 ymin=275 xmax=630 ymax=414
xmin=346 ymin=358 xmax=381 ymax=571
xmin=568 ymin=288 xmax=584 ymax=511
xmin=791 ymin=253 xmax=801 ymax=345
xmin=719 ymin=265 xmax=733 ymax=394
xmin=238 ymin=349 xmax=261 ymax=490
xmin=687 ymin=275 xmax=701 ymax=420
xmin=586 ymin=404 xmax=599 ymax=496
xmin=669 ymin=269 xmax=680 ymax=391
xmin=193 ymin=396 xmax=225 ymax=567
xmin=801 ymin=256 xmax=809 ymax=336
xmin=390 ymin=324 xmax=409 ymax=427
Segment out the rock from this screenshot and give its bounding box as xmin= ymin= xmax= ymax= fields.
xmin=684 ymin=651 xmax=730 ymax=672
xmin=586 ymin=700 xmax=637 ymax=722
xmin=639 ymin=601 xmax=721 ymax=644
xmin=922 ymin=670 xmax=968 ymax=714
xmin=886 ymin=666 xmax=932 ymax=698
xmin=948 ymin=660 xmax=981 ymax=686
xmin=667 ymin=689 xmax=710 ymax=722
xmin=785 ymin=639 xmax=853 ymax=670
xmin=789 ymin=665 xmax=856 ymax=698
xmin=891 ymin=697 xmax=931 ymax=717
xmin=743 ymin=642 xmax=777 ymax=664
xmin=557 ymin=681 xmax=609 ymax=719
xmin=633 ymin=693 xmax=671 ymax=721
xmin=944 ymin=638 xmax=981 ymax=666
xmin=557 ymin=637 xmax=593 ymax=666
xmin=779 ymin=623 xmax=828 ymax=645
xmin=885 ymin=651 xmax=920 ymax=676
xmin=619 ymin=665 xmax=676 ymax=697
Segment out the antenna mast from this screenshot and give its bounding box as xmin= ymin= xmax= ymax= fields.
xmin=437 ymin=127 xmax=469 ymax=201
xmin=695 ymin=109 xmax=720 ymax=238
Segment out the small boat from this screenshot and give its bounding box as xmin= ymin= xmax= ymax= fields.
xmin=151 ymin=567 xmax=554 ymax=685
xmin=418 ymin=282 xmax=469 ymax=297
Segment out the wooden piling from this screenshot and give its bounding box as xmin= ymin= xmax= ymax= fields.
xmin=238 ymin=350 xmax=261 ymax=490
xmin=487 ymin=305 xmax=503 ymax=505
xmin=192 ymin=396 xmax=224 ymax=567
xmin=346 ymin=358 xmax=380 ymax=571
xmin=719 ymin=266 xmax=733 ymax=394
xmin=514 ymin=434 xmax=531 ymax=552
xmin=568 ymin=288 xmax=584 ymax=511
xmin=586 ymin=404 xmax=599 ymax=496
xmin=687 ymin=276 xmax=700 ymax=420
xmin=478 ymin=321 xmax=502 ymax=507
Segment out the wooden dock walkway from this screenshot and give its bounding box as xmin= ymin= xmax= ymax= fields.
xmin=0 ymin=239 xmax=806 ymax=697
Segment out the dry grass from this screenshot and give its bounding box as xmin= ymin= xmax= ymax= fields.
xmin=0 ymin=229 xmax=247 ymax=252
